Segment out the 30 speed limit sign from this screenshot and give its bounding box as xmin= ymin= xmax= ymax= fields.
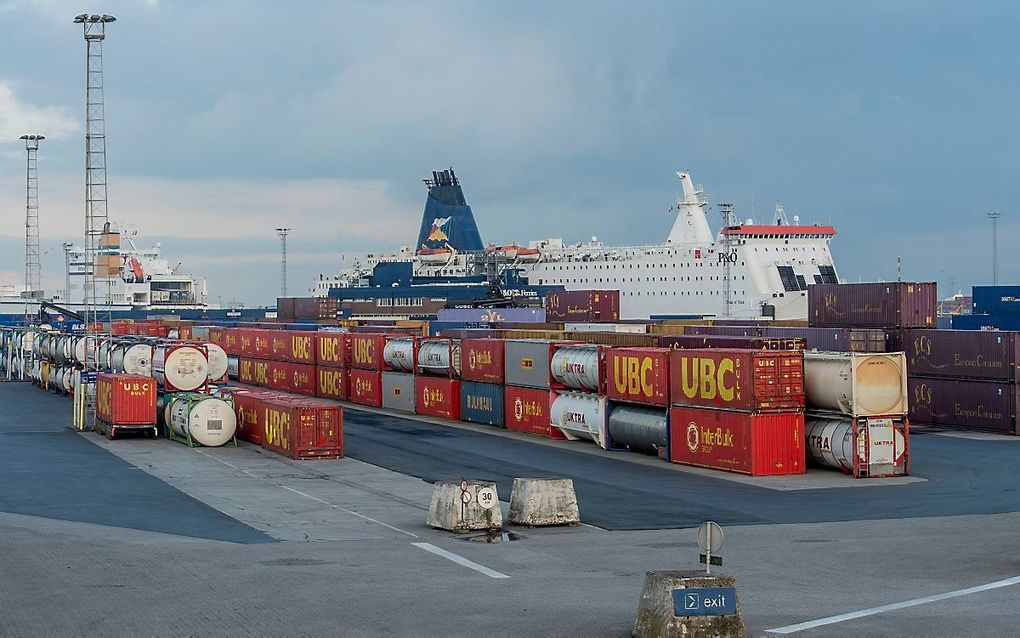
xmin=476 ymin=486 xmax=497 ymax=510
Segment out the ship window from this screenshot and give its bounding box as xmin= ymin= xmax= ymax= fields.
xmin=818 ymin=265 xmax=838 ymax=284
xmin=777 ymin=266 xmax=801 ymax=292
xmin=813 ymin=274 xmax=822 ymax=284
xmin=796 ymin=274 xmax=807 ymax=290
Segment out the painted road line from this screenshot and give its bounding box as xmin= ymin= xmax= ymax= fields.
xmin=193 ymin=448 xmax=419 ymax=539
xmin=412 ymin=542 xmax=510 ymax=579
xmin=767 ymin=576 xmax=1020 ymax=634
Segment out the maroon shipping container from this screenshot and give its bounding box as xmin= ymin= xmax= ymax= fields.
xmin=669 ymin=406 xmax=806 ymax=476
xmin=349 ymin=368 xmax=383 ymax=407
xmin=606 ymin=347 xmax=670 ymax=407
xmin=683 ymin=325 xmax=763 ymax=338
xmin=350 ymin=333 xmax=388 ymax=370
xmin=228 ymin=388 xmax=266 ymax=444
xmin=237 ymin=357 xmax=271 ymax=388
xmin=317 ymin=366 xmax=349 ymax=402
xmin=223 ymin=328 xmax=242 ymax=356
xmin=293 ymin=296 xmax=338 ymax=320
xmin=316 ymin=332 xmax=350 ymax=367
xmin=276 ymin=297 xmax=296 ymax=322
xmin=207 ymin=326 xmax=225 ymax=346
xmin=900 ymin=329 xmax=1019 ymax=382
xmin=658 ymin=334 xmax=805 ymax=351
xmin=416 ymin=377 xmax=461 ymax=420
xmin=668 ymin=349 xmax=805 ymax=412
xmin=504 ymin=385 xmax=566 ymax=439
xmin=96 ymin=374 xmax=157 ymax=425
xmin=760 ymin=326 xmax=889 ymax=353
xmin=261 ymin=397 xmax=344 ymax=460
xmin=545 ymin=290 xmax=621 ymax=322
xmin=808 ymin=282 xmax=937 ymax=328
xmin=461 ymin=338 xmax=506 ymax=383
xmin=908 ymin=377 xmax=1018 ymax=434
xmin=237 ymin=328 xmax=256 ymax=357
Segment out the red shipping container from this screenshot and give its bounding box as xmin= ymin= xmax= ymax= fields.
xmin=261 ymin=397 xmax=344 ymax=460
xmin=268 ymin=330 xmax=290 ymax=360
xmin=221 ymin=328 xmax=240 ymax=356
xmin=669 ymin=406 xmax=806 ymax=476
xmin=416 ymin=377 xmax=461 ymax=420
xmin=179 ymin=326 xmax=193 ymax=340
xmin=317 ymin=366 xmax=349 ymax=401
xmin=228 ymin=388 xmax=269 ymax=445
xmin=253 ymin=329 xmax=277 ymax=359
xmin=238 ymin=357 xmax=271 ymax=388
xmin=606 ymin=347 xmax=671 ymax=407
xmin=668 ymin=349 xmax=805 ymax=412
xmin=96 ymin=373 xmax=157 ymax=425
xmin=237 ymin=328 xmax=256 ymax=357
xmin=461 ymin=338 xmax=506 ymax=383
xmin=267 ymin=361 xmax=316 ymax=396
xmin=349 ymin=368 xmax=383 ymax=407
xmin=316 ymin=332 xmax=350 ymax=367
xmin=208 ymin=326 xmax=225 ymax=346
xmin=809 ymin=281 xmax=937 ymax=328
xmin=287 ymin=331 xmax=317 ymax=365
xmin=351 ymin=333 xmax=388 ymax=370
xmin=504 ymin=385 xmax=566 ymax=439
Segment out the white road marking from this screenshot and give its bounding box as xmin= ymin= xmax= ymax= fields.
xmin=766 ymin=576 xmax=1020 ymax=634
xmin=192 ymin=448 xmax=419 ymax=539
xmin=412 ymin=542 xmax=510 ymax=579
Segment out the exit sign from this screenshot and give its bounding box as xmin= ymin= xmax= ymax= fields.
xmin=672 ymin=587 xmax=737 ymax=617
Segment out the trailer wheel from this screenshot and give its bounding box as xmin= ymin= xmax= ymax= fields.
xmin=107 ymin=427 xmax=116 ymax=441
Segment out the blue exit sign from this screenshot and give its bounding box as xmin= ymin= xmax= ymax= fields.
xmin=672 ymin=587 xmax=737 ymax=617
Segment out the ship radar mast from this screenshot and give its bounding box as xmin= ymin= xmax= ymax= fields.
xmin=665 ymin=171 xmax=714 ymax=245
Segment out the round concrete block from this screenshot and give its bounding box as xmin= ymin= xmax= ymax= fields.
xmin=426 ymin=480 xmax=503 ymax=532
xmin=633 ymin=570 xmax=745 ymax=638
xmin=507 ymin=477 xmax=580 ymax=526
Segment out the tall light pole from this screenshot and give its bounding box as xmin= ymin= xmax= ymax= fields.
xmin=20 ymin=134 xmax=44 ymax=322
xmin=62 ymin=242 xmax=74 ymax=302
xmin=988 ymin=211 xmax=1002 ymax=285
xmin=275 ymin=228 xmax=290 ymax=299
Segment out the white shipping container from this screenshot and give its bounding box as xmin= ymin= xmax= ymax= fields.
xmin=550 ymin=391 xmax=608 ymax=448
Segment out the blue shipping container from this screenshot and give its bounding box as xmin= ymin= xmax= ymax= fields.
xmin=437 ymin=307 xmax=546 ymax=323
xmin=972 ymin=285 xmax=1020 ymax=317
xmin=952 ymin=314 xmax=1020 ymax=331
xmin=460 ymin=381 xmax=504 ymax=427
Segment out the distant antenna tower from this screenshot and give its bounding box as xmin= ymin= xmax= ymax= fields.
xmin=988 ymin=211 xmax=1002 ymax=285
xmin=276 ymin=228 xmax=290 ymax=298
xmin=774 ymin=202 xmax=790 ymax=226
xmin=20 ymin=134 xmax=44 ymax=320
xmin=718 ymin=202 xmax=735 ymax=317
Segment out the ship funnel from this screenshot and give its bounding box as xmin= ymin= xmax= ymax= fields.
xmin=416 ymin=166 xmax=484 ymax=253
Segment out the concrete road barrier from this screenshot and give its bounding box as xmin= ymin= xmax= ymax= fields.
xmin=426 ymin=480 xmax=503 ymax=532
xmin=633 ymin=570 xmax=745 ymax=638
xmin=507 ymin=477 xmax=581 ymax=526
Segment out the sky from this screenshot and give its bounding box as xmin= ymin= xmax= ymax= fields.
xmin=0 ymin=0 xmax=1017 ymax=305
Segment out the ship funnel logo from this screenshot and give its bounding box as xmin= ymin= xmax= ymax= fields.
xmin=427 ymin=217 xmax=452 ymax=242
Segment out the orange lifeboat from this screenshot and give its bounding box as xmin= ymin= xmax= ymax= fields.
xmin=417 ymin=244 xmax=456 ymax=264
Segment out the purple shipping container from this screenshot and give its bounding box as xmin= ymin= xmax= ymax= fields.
xmin=437 ymin=308 xmax=546 ymax=323
xmin=545 ymin=290 xmax=620 ymax=322
xmin=761 ymin=326 xmax=890 ymax=353
xmin=683 ymin=325 xmax=764 ymax=338
xmin=657 ymin=334 xmax=805 ymax=351
xmin=909 ymin=377 xmax=1018 ymax=434
xmin=900 ymin=329 xmax=1020 ymax=382
xmin=809 ymin=282 xmax=937 ymax=328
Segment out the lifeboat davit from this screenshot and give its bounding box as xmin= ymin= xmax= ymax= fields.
xmin=484 ymin=244 xmax=541 ymax=263
xmin=418 ymin=244 xmax=456 ymax=264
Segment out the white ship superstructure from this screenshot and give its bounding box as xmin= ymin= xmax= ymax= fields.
xmin=313 ymin=170 xmax=840 ymax=320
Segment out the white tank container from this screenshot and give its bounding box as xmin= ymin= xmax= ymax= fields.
xmin=167 ymin=395 xmax=237 ymax=447
xmin=111 ymin=343 xmax=153 ymax=376
xmin=417 ymin=339 xmax=460 ymax=376
xmin=383 ymin=337 xmax=416 ymax=372
xmin=806 ymin=415 xmax=908 ymax=476
xmin=550 ymin=391 xmax=607 ymax=447
xmin=21 ymin=331 xmax=36 ymax=353
xmin=804 ymin=352 xmax=907 ymax=417
xmin=153 ymin=344 xmax=209 ymax=392
xmin=203 ymin=342 xmax=229 ymax=381
xmin=550 ymin=345 xmax=602 ymax=392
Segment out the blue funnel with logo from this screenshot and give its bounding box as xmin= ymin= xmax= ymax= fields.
xmin=415 ymin=168 xmax=484 ymax=253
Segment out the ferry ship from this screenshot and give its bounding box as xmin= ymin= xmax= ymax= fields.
xmin=0 ymin=226 xmax=214 ymax=324
xmin=313 ymin=168 xmax=840 ymax=320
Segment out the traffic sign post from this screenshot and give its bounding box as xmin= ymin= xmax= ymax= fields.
xmin=476 ymin=486 xmax=497 ymax=510
xmin=697 ymin=521 xmax=724 ymax=575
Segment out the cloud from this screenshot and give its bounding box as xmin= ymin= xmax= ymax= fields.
xmin=0 ymin=81 xmax=77 ymax=141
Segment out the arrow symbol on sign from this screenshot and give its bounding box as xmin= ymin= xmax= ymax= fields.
xmin=685 ymin=594 xmax=699 ymax=609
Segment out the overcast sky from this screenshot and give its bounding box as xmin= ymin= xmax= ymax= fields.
xmin=0 ymin=0 xmax=1017 ymax=305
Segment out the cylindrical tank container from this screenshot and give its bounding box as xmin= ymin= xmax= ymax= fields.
xmin=55 ymin=366 xmax=75 ymax=393
xmin=805 ymin=415 xmax=909 ymax=477
xmin=804 ymin=352 xmax=907 ymax=417
xmin=383 ymin=337 xmax=416 ymax=372
xmin=110 ymin=342 xmax=153 ymax=376
xmin=21 ymin=330 xmax=36 ymax=353
xmin=203 ymin=342 xmax=229 ymax=381
xmin=153 ymin=344 xmax=209 ymax=392
xmin=416 ymin=339 xmax=461 ymax=377
xmin=550 ymin=391 xmax=607 ymax=447
xmin=166 ymin=394 xmax=237 ymax=446
xmin=607 ymin=404 xmax=667 ymax=455
xmin=550 ymin=345 xmax=604 ymax=393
